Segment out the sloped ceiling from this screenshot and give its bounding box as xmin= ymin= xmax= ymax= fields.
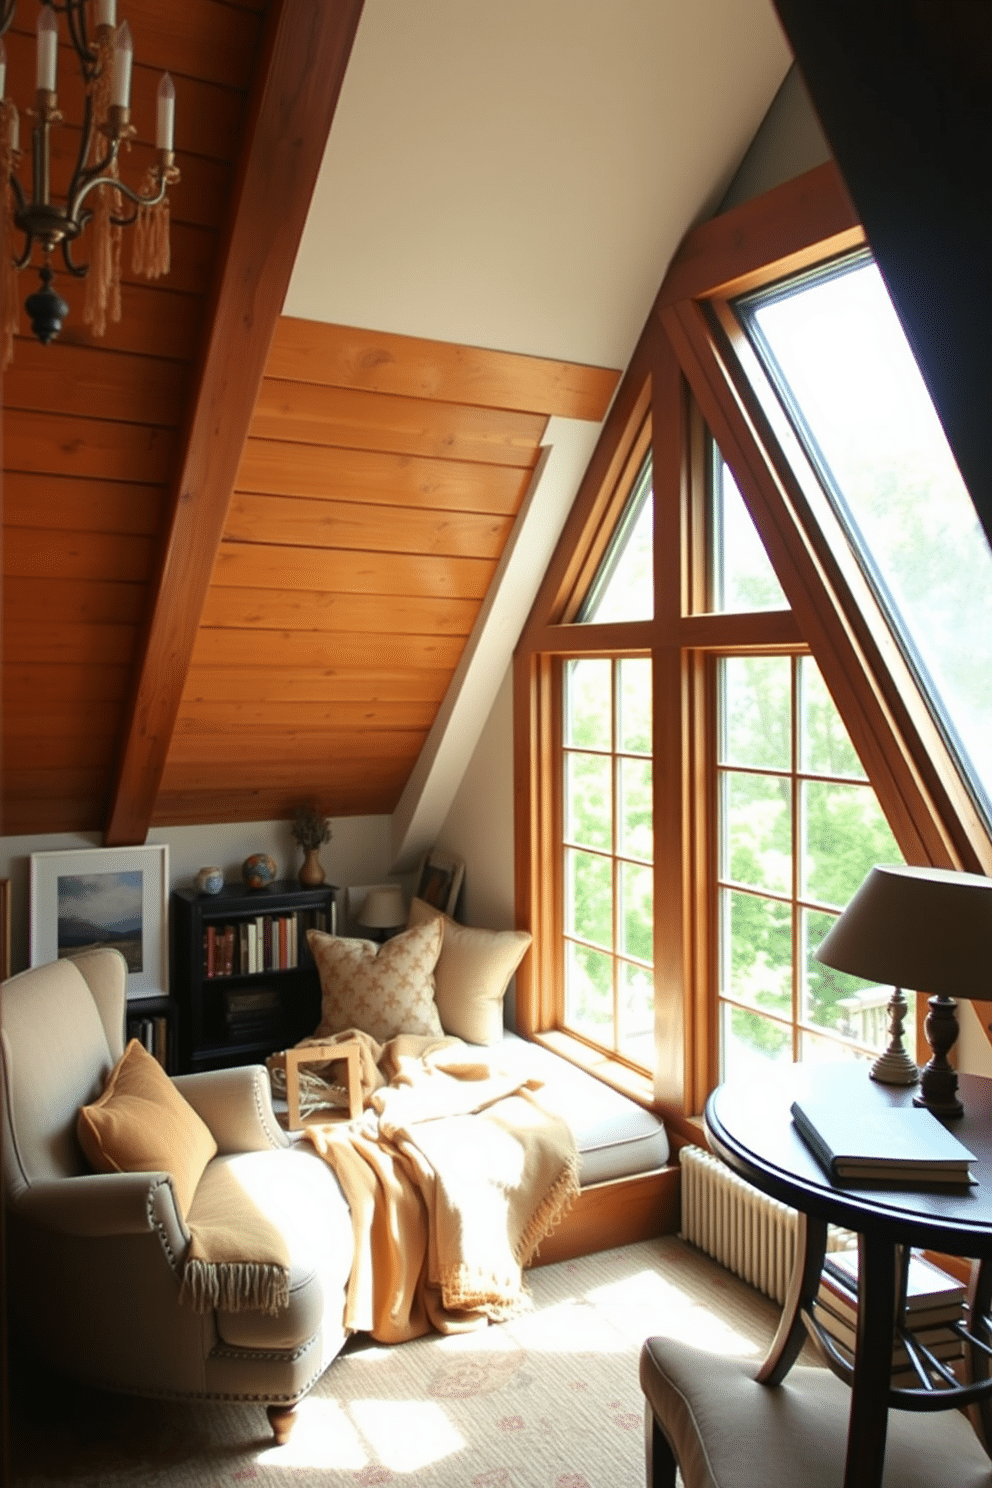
xmin=1 ymin=0 xmax=792 ymax=846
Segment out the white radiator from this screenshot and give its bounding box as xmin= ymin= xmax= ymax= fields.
xmin=680 ymin=1145 xmax=853 ymax=1304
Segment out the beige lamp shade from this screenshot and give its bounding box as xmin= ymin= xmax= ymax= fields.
xmin=815 ymin=864 xmax=992 ymax=1000
xmin=358 ymin=884 xmax=406 ymax=931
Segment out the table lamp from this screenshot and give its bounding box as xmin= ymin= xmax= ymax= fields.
xmin=815 ymin=864 xmax=992 ymax=1118
xmin=357 ymin=884 xmax=406 ymax=943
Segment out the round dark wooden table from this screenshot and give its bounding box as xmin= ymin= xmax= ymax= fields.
xmin=705 ymin=1062 xmax=992 ymax=1488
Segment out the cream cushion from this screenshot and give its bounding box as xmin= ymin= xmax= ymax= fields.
xmin=77 ymin=1037 xmax=217 ymax=1216
xmin=308 ymin=918 xmax=444 ymax=1042
xmin=407 ymin=897 xmax=531 ymax=1045
xmin=640 ymin=1335 xmax=992 ymax=1488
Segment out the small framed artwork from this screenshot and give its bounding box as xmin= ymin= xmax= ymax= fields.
xmin=414 ymin=848 xmax=464 ymax=919
xmin=0 ymin=878 xmax=10 ymax=981
xmin=29 ymin=844 xmax=169 ymax=1000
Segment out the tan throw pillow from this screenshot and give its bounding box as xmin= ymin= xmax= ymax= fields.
xmin=308 ymin=917 xmax=444 ymax=1043
xmin=77 ymin=1039 xmax=217 ymax=1217
xmin=407 ymin=897 xmax=532 ymax=1045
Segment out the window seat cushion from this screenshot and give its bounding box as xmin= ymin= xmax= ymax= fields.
xmin=496 ymin=1030 xmax=670 ymax=1186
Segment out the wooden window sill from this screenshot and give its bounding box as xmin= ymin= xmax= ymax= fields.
xmin=529 ymin=1028 xmax=655 ymax=1108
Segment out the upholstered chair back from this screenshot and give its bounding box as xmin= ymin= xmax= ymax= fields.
xmin=1 ymin=949 xmax=127 ymax=1199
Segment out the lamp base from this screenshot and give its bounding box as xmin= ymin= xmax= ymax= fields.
xmin=911 ymin=993 xmax=963 ymax=1119
xmin=868 ymin=986 xmax=919 ymax=1086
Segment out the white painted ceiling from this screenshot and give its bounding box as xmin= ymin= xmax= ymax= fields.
xmin=286 ymin=0 xmax=794 ymax=369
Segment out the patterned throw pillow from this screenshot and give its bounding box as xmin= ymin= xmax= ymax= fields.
xmin=308 ymin=917 xmax=444 ymax=1043
xmin=407 ymin=897 xmax=532 ymax=1045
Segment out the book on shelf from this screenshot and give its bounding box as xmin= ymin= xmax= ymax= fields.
xmin=222 ymin=924 xmax=235 ymax=977
xmin=790 ymin=1095 xmax=978 ymax=1184
xmin=222 ymin=986 xmax=281 ymax=1018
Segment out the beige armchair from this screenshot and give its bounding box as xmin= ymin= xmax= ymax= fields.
xmin=1 ymin=949 xmax=354 ymax=1442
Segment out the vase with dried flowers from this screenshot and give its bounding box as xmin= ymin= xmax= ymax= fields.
xmin=292 ymin=805 xmax=332 ymax=886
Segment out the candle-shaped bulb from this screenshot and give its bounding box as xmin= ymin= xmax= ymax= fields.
xmin=95 ymin=0 xmax=117 ymax=28
xmin=0 ymin=39 xmax=7 ymax=101
xmin=110 ymin=20 xmax=133 ymax=109
xmin=156 ymin=72 xmax=175 ymax=152
xmin=36 ymin=7 xmax=59 ymax=93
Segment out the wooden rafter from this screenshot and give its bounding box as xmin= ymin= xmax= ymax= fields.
xmin=104 ymin=0 xmax=366 ymax=845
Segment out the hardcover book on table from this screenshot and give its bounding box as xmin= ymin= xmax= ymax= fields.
xmin=790 ymin=1096 xmax=977 ymax=1183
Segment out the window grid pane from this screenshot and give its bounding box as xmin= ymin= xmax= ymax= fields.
xmin=560 ymin=656 xmax=653 ymax=1066
xmin=717 ymin=654 xmax=906 ymax=1077
xmin=710 ymin=454 xmax=788 ymax=614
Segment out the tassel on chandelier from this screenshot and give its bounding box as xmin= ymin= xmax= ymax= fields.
xmin=0 ymin=0 xmax=179 ymax=367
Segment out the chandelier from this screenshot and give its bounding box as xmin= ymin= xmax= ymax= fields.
xmin=0 ymin=0 xmax=179 ymax=366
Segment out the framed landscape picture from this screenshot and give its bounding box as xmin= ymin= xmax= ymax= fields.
xmin=29 ymin=844 xmax=169 ymax=1000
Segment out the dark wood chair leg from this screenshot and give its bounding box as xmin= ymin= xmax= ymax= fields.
xmin=266 ymin=1402 xmax=297 ymax=1444
xmin=644 ymin=1404 xmax=678 ymax=1488
xmin=757 ymin=1210 xmax=828 ymax=1385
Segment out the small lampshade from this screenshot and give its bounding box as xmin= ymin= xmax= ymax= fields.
xmin=358 ymin=884 xmax=406 ymax=931
xmin=815 ymin=864 xmax=992 ymax=999
xmin=816 ymin=863 xmax=992 ymax=1117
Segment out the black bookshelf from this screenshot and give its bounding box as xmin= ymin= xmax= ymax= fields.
xmin=125 ymin=994 xmax=178 ymax=1074
xmin=171 ymin=880 xmax=336 ymax=1073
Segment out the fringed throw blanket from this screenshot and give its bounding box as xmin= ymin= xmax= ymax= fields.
xmin=283 ymin=1030 xmax=579 ymax=1343
xmin=179 ymin=1159 xmax=290 ymax=1316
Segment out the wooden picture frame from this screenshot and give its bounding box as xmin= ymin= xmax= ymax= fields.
xmin=29 ymin=844 xmax=169 ymax=1000
xmin=0 ymin=879 xmax=10 ymax=981
xmin=413 ymin=848 xmax=464 ymax=919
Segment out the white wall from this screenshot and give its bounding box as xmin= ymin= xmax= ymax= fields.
xmin=719 ymin=64 xmax=831 ymax=211
xmin=435 ymin=667 xmax=516 ymax=933
xmin=0 ymin=815 xmax=394 ymax=977
xmin=434 ymin=666 xmax=517 ymax=1024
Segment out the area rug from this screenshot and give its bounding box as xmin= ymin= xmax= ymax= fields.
xmin=9 ymin=1236 xmax=805 ymax=1488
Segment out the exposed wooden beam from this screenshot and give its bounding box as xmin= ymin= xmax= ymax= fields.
xmin=104 ymin=0 xmax=366 ymax=845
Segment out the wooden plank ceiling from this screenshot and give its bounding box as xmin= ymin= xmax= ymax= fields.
xmin=1 ymin=0 xmax=619 ymax=839
xmin=3 ymin=0 xmax=268 ymax=837
xmin=156 ymin=319 xmax=618 ymax=826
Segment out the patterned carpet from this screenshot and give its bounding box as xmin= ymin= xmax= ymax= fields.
xmin=9 ymin=1236 xmax=798 ymax=1488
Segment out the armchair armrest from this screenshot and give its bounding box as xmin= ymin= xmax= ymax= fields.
xmin=173 ymin=1064 xmax=289 ymax=1154
xmin=13 ymin=1171 xmax=189 ymax=1256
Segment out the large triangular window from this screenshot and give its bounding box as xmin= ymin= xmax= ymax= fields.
xmin=735 ymin=254 xmax=992 ymax=825
xmin=514 ymin=164 xmax=992 ymax=1118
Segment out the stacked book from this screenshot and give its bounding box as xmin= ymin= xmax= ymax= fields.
xmin=221 ymin=986 xmax=283 ymax=1045
xmin=814 ymin=1248 xmax=967 ymax=1386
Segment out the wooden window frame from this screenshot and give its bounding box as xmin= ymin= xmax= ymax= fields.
xmin=514 ymin=160 xmax=992 ymax=1132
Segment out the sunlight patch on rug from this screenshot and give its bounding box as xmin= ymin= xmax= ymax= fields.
xmin=583 ymin=1265 xmax=768 ymax=1356
xmin=351 ymin=1399 xmax=465 ymax=1472
xmin=256 ymin=1397 xmax=367 ymax=1472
